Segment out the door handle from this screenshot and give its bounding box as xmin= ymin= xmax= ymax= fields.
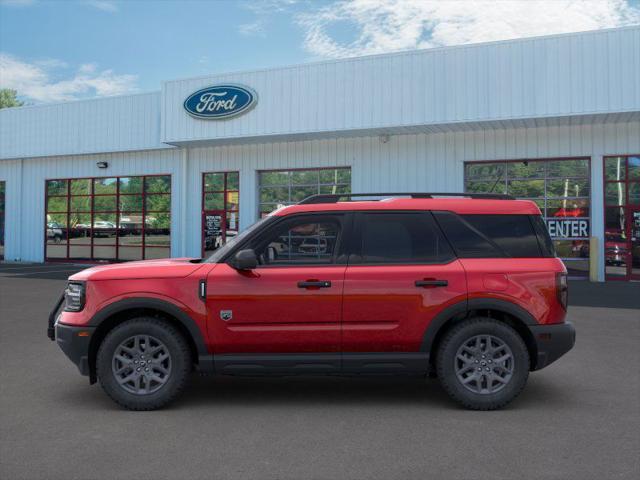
xmin=415 ymin=279 xmax=448 ymax=288
xmin=297 ymin=280 xmax=332 ymax=289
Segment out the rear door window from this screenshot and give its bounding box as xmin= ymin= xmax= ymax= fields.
xmin=354 ymin=212 xmax=454 ymax=264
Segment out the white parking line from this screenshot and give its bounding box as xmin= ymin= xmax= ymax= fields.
xmin=0 ymin=265 xmax=86 ymax=271
xmin=1 ymin=268 xmax=83 ymax=276
xmin=0 ymin=266 xmax=50 ymax=271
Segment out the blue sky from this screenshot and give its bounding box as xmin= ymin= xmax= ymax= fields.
xmin=1 ymin=0 xmax=639 ymax=104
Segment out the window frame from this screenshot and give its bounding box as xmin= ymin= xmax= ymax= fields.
xmin=44 ymin=174 xmax=171 ymax=263
xmin=348 ymin=211 xmax=457 ymax=266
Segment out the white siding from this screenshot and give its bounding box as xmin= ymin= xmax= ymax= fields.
xmin=0 ymin=159 xmax=22 ymax=261
xmin=0 ymin=92 xmax=168 ymax=160
xmin=162 ymin=27 xmax=640 ymax=145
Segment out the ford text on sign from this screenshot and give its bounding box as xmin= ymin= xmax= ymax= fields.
xmin=546 ymin=219 xmax=589 ymax=238
xmin=184 ymin=85 xmax=257 ymax=119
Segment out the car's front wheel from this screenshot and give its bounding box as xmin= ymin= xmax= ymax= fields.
xmin=96 ymin=317 xmax=192 ymax=410
xmin=436 ymin=318 xmax=529 ymax=410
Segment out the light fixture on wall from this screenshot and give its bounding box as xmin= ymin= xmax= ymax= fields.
xmin=96 ymin=161 xmax=108 ymax=169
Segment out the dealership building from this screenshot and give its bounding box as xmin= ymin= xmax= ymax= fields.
xmin=1 ymin=26 xmax=639 ymax=281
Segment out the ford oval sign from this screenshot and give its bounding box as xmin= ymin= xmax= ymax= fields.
xmin=183 ymin=84 xmax=257 ymax=120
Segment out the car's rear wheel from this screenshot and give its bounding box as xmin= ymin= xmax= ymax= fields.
xmin=96 ymin=317 xmax=191 ymax=410
xmin=436 ymin=318 xmax=529 ymax=410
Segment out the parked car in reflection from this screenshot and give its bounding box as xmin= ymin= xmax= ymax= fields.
xmin=298 ymin=237 xmax=329 ymax=255
xmin=93 ymin=221 xmax=116 ymax=238
xmin=119 ymin=215 xmax=143 ymax=236
xmin=605 ymin=233 xmax=628 ymax=266
xmin=46 ymin=222 xmax=64 ymax=243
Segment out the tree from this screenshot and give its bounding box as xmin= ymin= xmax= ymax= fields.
xmin=0 ymin=89 xmax=24 ymax=109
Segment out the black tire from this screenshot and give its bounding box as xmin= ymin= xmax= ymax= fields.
xmin=96 ymin=317 xmax=192 ymax=411
xmin=436 ymin=318 xmax=529 ymax=410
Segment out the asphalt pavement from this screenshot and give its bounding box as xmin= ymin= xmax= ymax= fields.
xmin=0 ymin=264 xmax=639 ymax=480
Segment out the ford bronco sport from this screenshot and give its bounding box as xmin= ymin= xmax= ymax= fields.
xmin=49 ymin=193 xmax=575 ymax=411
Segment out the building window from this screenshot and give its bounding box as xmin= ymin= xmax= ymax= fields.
xmin=45 ymin=175 xmax=171 ymax=262
xmin=202 ymin=171 xmax=239 ymax=257
xmin=0 ymin=181 xmax=5 ymax=260
xmin=603 ymin=155 xmax=640 ymax=280
xmin=465 ymin=158 xmax=591 ymax=277
xmin=258 ymin=167 xmax=351 ymax=216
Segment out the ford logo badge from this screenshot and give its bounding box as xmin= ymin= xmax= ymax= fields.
xmin=183 ymin=84 xmax=257 ymax=119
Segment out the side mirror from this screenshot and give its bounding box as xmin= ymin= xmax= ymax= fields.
xmin=231 ymin=249 xmax=258 ymax=270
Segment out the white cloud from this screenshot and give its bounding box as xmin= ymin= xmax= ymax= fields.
xmin=0 ymin=53 xmax=138 ymax=103
xmin=34 ymin=58 xmax=69 ymax=69
xmin=238 ymin=19 xmax=266 ymax=36
xmin=297 ymin=0 xmax=640 ymax=58
xmin=83 ymin=0 xmax=118 ymax=13
xmin=242 ymin=0 xmax=298 ymax=15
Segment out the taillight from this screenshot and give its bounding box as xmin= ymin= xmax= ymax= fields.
xmin=556 ymin=273 xmax=568 ymax=310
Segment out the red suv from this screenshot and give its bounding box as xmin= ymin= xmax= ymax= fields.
xmin=49 ymin=193 xmax=575 ymax=411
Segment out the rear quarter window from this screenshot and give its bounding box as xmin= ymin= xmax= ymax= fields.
xmin=434 ymin=212 xmax=549 ymax=258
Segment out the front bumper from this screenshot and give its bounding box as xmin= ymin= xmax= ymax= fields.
xmin=54 ymin=322 xmax=95 ymax=376
xmin=530 ymin=321 xmax=576 ymax=370
xmin=48 ymin=291 xmax=94 ymax=377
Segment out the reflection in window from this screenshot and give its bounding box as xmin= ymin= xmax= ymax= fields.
xmin=45 ymin=175 xmax=171 ymax=262
xmin=257 ymin=220 xmax=341 ymax=265
xmin=258 ymin=168 xmax=351 ymax=216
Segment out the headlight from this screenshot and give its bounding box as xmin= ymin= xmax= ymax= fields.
xmin=64 ymin=282 xmax=85 ymax=312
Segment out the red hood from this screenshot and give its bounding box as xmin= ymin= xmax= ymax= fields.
xmin=69 ymin=258 xmax=206 ymax=281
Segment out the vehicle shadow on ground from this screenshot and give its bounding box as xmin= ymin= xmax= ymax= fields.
xmin=54 ymin=373 xmax=571 ymax=412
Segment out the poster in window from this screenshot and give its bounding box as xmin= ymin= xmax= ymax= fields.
xmin=204 ymin=214 xmax=223 ymax=251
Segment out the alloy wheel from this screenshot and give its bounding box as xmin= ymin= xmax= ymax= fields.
xmin=111 ymin=334 xmax=172 ymax=395
xmin=454 ymin=334 xmax=514 ymax=394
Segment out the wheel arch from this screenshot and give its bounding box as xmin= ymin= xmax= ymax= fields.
xmin=86 ymin=298 xmax=208 ymax=384
xmin=422 ymin=298 xmax=539 ymax=371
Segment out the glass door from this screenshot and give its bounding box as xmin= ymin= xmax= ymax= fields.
xmin=631 ymin=208 xmax=640 ymax=280
xmin=604 ymin=155 xmax=640 ymax=281
xmin=202 ymin=172 xmax=239 ymax=258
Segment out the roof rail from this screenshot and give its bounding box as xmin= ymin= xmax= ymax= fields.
xmin=298 ymin=192 xmax=515 ymax=204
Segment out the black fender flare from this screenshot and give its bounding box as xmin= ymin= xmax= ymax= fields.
xmin=420 ymin=297 xmax=537 ymax=354
xmin=88 ymin=297 xmax=209 ymax=357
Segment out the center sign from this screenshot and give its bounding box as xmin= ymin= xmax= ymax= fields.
xmin=183 ymin=84 xmax=257 ymax=119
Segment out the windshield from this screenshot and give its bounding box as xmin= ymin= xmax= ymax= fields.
xmin=204 ymin=216 xmax=271 ymax=263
